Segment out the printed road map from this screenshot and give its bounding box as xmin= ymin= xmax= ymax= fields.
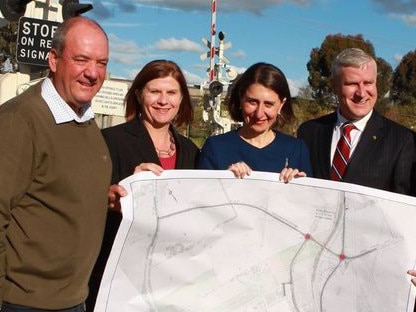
xmin=95 ymin=170 xmax=416 ymax=312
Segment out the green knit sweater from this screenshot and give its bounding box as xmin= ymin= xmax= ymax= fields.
xmin=0 ymin=83 xmax=112 ymax=309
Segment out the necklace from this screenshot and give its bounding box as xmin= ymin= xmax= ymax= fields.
xmin=155 ymin=132 xmax=176 ymax=157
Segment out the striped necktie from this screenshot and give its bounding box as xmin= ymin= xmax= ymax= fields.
xmin=331 ymin=123 xmax=355 ymax=181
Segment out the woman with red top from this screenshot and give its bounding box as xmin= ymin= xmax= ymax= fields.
xmin=102 ymin=59 xmax=199 ymax=182
xmin=87 ymin=59 xmax=199 ymax=311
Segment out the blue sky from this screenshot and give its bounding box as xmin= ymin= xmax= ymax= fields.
xmin=84 ymin=0 xmax=416 ymax=95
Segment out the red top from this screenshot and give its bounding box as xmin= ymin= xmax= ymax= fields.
xmin=159 ymin=153 xmax=177 ymax=169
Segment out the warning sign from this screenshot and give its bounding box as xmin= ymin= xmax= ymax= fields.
xmin=92 ymin=80 xmax=129 ymax=116
xmin=16 ymin=17 xmax=60 ymax=67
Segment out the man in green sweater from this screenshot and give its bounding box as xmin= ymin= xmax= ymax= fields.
xmin=0 ymin=16 xmax=111 ymax=311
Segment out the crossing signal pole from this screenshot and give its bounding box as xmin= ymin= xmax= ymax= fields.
xmin=200 ymin=0 xmax=238 ymax=135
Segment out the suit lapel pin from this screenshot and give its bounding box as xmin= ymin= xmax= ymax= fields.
xmin=372 ymin=135 xmax=377 ymax=140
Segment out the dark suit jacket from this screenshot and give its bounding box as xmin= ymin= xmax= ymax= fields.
xmin=102 ymin=116 xmax=200 ymax=184
xmin=297 ymin=111 xmax=416 ymax=196
xmin=87 ymin=117 xmax=200 ymax=311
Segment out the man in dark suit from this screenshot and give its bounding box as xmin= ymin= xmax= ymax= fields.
xmin=298 ymin=47 xmax=416 ymax=308
xmin=298 ymin=47 xmax=416 ymax=196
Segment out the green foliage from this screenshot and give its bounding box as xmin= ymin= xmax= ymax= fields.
xmin=385 ymin=104 xmax=416 ymax=130
xmin=391 ymin=50 xmax=416 ymax=105
xmin=178 ymin=98 xmax=211 ymax=148
xmin=376 ymin=57 xmax=393 ymax=99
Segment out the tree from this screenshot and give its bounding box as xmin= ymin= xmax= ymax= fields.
xmin=390 ymin=49 xmax=416 ymax=106
xmin=375 ymin=57 xmax=393 ymax=114
xmin=0 ymin=21 xmax=18 ymax=71
xmin=306 ymin=34 xmax=392 ymax=110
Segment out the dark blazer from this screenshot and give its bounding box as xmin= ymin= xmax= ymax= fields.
xmin=102 ymin=116 xmax=200 ymax=184
xmin=297 ymin=111 xmax=416 ymax=196
xmin=87 ymin=117 xmax=199 ymax=312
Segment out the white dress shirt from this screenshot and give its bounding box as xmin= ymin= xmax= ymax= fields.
xmin=330 ymin=110 xmax=372 ymax=162
xmin=41 ymin=77 xmax=95 ymax=124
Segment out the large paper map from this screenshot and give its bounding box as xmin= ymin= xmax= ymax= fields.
xmin=94 ymin=170 xmax=416 ymax=312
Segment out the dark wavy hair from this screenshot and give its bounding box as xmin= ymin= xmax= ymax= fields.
xmin=125 ymin=60 xmax=193 ymax=126
xmin=228 ymin=62 xmax=293 ymax=129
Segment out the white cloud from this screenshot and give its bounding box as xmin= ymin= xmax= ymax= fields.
xmin=183 ymin=70 xmax=206 ymax=85
xmin=287 ymin=78 xmax=307 ymax=97
xmin=93 ymin=0 xmax=314 ymax=17
xmin=108 ymin=33 xmax=146 ymax=56
xmin=400 ymin=14 xmax=416 ymax=26
xmin=393 ymin=53 xmax=403 ymax=66
xmin=106 ymin=33 xmax=146 ymax=78
xmin=370 ymin=0 xmax=416 ymax=26
xmin=153 ymin=38 xmax=204 ymax=53
xmin=371 ymin=0 xmax=416 ymax=14
xmin=230 ymin=50 xmax=246 ymax=59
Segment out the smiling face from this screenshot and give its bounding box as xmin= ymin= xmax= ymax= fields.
xmin=139 ymin=76 xmax=182 ymax=128
xmin=240 ymin=83 xmax=286 ymax=135
xmin=48 ymin=19 xmax=109 ymax=114
xmin=332 ymin=60 xmax=377 ymax=121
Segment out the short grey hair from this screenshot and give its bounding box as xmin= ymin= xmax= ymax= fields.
xmin=331 ymin=48 xmax=377 ymax=79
